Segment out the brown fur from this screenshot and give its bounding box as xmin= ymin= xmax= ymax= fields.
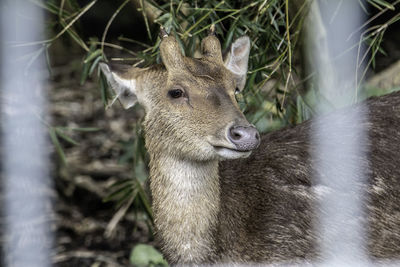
xmin=217 ymin=92 xmax=400 ymax=264
xmin=100 ymin=34 xmax=400 ymax=265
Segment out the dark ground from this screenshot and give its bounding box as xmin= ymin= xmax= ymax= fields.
xmin=49 ymin=55 xmax=152 ymax=266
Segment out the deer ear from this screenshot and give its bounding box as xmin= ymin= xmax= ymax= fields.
xmin=99 ymin=63 xmax=138 ymax=109
xmin=224 ymin=36 xmax=250 ymax=91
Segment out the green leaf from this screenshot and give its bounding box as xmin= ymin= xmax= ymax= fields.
xmin=56 ymin=127 xmax=101 ymax=132
xmin=84 ymin=49 xmax=102 ymax=64
xmin=108 ymin=178 xmax=134 ymax=189
xmin=80 ymin=61 xmax=90 ymax=85
xmin=136 ymin=180 xmax=153 ymax=221
xmin=130 ymin=244 xmax=168 ymax=267
xmin=367 ymin=0 xmax=395 ymax=10
xmin=99 ymin=72 xmax=110 ymax=106
xmin=89 ymin=55 xmax=103 ymax=76
xmin=55 ymin=128 xmax=80 ymax=146
xmin=104 ymin=184 xmax=134 ymax=203
xmin=69 ymin=127 xmax=101 ymax=132
xmin=49 ymin=128 xmax=67 ymax=166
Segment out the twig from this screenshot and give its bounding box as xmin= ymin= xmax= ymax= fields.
xmin=104 ymin=195 xmax=135 ymax=238
xmin=101 ymin=0 xmax=131 ymax=54
xmin=14 ymin=0 xmax=97 ymax=51
xmin=53 ymin=250 xmax=124 ymax=267
xmin=281 ymin=0 xmax=292 ymax=108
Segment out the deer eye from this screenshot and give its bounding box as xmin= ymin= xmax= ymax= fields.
xmin=168 ymin=89 xmax=185 ymax=98
xmin=234 ymin=88 xmax=240 ymax=95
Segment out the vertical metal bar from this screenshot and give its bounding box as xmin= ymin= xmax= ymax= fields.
xmin=306 ymin=0 xmax=369 ymax=265
xmin=1 ymin=1 xmax=53 ymax=267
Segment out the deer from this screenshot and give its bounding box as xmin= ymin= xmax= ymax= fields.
xmin=99 ymin=28 xmax=400 ymax=265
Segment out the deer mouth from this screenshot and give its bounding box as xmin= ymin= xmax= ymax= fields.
xmin=212 ymin=145 xmax=252 ymax=159
xmin=213 ymin=145 xmax=253 ymax=153
xmin=207 ymin=127 xmax=258 ymax=159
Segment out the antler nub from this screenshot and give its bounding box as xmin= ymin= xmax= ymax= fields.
xmin=208 ymin=24 xmax=216 ymax=36
xmin=159 ymin=26 xmax=169 ymax=39
xmin=201 ymin=25 xmax=222 ymax=62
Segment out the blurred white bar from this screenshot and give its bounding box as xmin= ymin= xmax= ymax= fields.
xmin=1 ymin=1 xmax=53 ymax=267
xmin=306 ymin=0 xmax=369 ymax=266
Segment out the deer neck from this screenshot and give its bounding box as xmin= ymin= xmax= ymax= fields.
xmin=148 ymin=153 xmax=220 ymax=264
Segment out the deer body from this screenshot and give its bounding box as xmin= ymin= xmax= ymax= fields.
xmin=100 ymin=31 xmax=400 ymax=265
xmin=216 ymin=93 xmax=400 ymax=263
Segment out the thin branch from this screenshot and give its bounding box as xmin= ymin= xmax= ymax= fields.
xmin=281 ymin=0 xmax=292 ymax=107
xmin=101 ymin=0 xmax=131 ymax=54
xmin=14 ymin=0 xmax=97 ymax=51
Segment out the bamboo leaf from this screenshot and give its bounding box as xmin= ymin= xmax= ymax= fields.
xmin=89 ymin=55 xmax=103 ymax=76
xmin=55 ymin=128 xmax=80 ymax=146
xmin=104 ymin=186 xmax=134 ymax=203
xmin=49 ymin=128 xmax=67 ymax=166
xmin=368 ymin=0 xmax=395 ymax=10
xmin=84 ymin=49 xmax=103 ymax=64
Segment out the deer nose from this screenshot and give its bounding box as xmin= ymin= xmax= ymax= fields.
xmin=228 ymin=125 xmax=260 ymax=151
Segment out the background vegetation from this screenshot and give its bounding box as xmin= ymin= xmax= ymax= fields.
xmin=25 ymin=0 xmax=400 ymax=265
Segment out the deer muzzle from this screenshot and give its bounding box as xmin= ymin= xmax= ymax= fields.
xmin=227 ymin=125 xmax=260 ymax=152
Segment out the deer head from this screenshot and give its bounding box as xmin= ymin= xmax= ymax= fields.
xmin=100 ymin=28 xmax=260 ymax=162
